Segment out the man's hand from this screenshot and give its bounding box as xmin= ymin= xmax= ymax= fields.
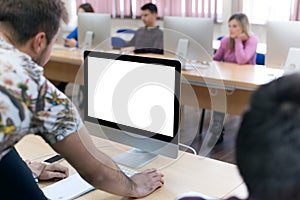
xmin=120 ymin=46 xmax=135 ymax=54
xmin=130 ymin=168 xmax=164 ymax=198
xmin=39 ymin=162 xmax=69 ymax=180
xmin=26 ymin=160 xmax=69 ymax=181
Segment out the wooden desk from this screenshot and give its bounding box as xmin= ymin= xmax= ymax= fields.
xmin=45 ymin=47 xmax=82 ymax=83
xmin=15 ymin=134 xmax=248 ymax=199
xmin=180 ymin=62 xmax=283 ymax=114
xmin=46 ymin=48 xmax=283 ymax=115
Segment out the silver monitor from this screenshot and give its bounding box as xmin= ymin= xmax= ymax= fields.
xmin=78 ymin=13 xmax=111 ymax=50
xmin=163 ymin=16 xmax=213 ymax=62
xmin=84 ymin=51 xmax=181 ymax=168
xmin=266 ymin=21 xmax=300 ymax=67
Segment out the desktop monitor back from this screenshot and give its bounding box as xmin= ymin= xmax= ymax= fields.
xmin=78 ymin=13 xmax=111 ymax=50
xmin=163 ymin=16 xmax=213 ymax=62
xmin=266 ymin=21 xmax=300 ymax=68
xmin=84 ymin=51 xmax=181 ymax=168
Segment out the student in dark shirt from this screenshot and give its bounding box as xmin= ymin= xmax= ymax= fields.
xmin=122 ymin=3 xmax=163 ymax=54
xmin=179 ymin=73 xmax=300 ymax=200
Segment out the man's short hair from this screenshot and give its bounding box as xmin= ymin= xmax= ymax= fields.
xmin=236 ymin=73 xmax=300 ymax=200
xmin=0 ymin=0 xmax=68 ymax=45
xmin=141 ymin=3 xmax=158 ymax=14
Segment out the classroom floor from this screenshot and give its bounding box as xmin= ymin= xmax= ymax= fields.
xmin=180 ymin=105 xmax=241 ymax=164
xmin=65 ymin=83 xmax=240 ymax=165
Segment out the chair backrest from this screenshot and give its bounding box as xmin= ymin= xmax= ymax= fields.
xmin=283 ymin=47 xmax=300 ymax=74
xmin=116 ymin=29 xmax=136 ymax=34
xmin=111 ymin=37 xmax=127 ymax=49
xmin=217 ymin=36 xmax=224 ymax=41
xmin=256 ymin=53 xmax=265 ymax=65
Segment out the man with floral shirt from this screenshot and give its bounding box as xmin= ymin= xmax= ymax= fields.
xmin=0 ymin=0 xmax=163 ymax=199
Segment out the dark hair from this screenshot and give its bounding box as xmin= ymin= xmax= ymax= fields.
xmin=228 ymin=13 xmax=250 ymax=49
xmin=236 ymin=73 xmax=300 ymax=200
xmin=79 ymin=3 xmax=94 ymax=13
xmin=0 ymin=0 xmax=68 ymax=45
xmin=141 ymin=3 xmax=158 ymax=14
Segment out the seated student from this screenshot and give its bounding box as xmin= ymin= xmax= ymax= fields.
xmin=179 ymin=73 xmax=300 ymax=200
xmin=213 ymin=13 xmax=258 ymax=64
xmin=208 ymin=13 xmax=258 ymax=146
xmin=58 ymin=3 xmax=94 ymax=92
xmin=64 ymin=3 xmax=94 ymax=48
xmin=0 ymin=1 xmax=163 ymax=199
xmin=122 ymin=3 xmax=163 ymax=54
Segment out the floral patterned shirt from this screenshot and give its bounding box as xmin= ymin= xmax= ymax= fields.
xmin=0 ymin=36 xmax=83 ymax=159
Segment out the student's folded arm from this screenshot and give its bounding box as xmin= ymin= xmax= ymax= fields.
xmin=234 ymin=37 xmax=258 ymax=64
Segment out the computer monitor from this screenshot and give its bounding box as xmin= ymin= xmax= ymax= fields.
xmin=163 ymin=16 xmax=213 ymax=63
xmin=266 ymin=21 xmax=300 ymax=68
xmin=84 ymin=51 xmax=181 ymax=168
xmin=78 ymin=13 xmax=111 ymax=50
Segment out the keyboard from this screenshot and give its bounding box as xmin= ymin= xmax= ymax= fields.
xmin=118 ymin=164 xmax=137 ymax=177
xmin=52 ymin=44 xmax=76 ymax=51
xmin=183 ymin=62 xmax=211 ymax=70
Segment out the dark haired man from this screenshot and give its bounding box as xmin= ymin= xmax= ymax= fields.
xmin=0 ymin=0 xmax=163 ymax=199
xmin=179 ymin=73 xmax=300 ymax=200
xmin=123 ymin=3 xmax=163 ymax=54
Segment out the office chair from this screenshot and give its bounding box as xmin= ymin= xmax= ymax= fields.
xmin=256 ymin=53 xmax=265 ymax=65
xmin=111 ymin=37 xmax=127 ymax=49
xmin=217 ymin=36 xmax=224 ymax=41
xmin=116 ymin=29 xmax=136 ymax=34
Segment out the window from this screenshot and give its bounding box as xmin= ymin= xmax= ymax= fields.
xmin=76 ymin=0 xmax=223 ymax=21
xmin=242 ymin=0 xmax=299 ymax=24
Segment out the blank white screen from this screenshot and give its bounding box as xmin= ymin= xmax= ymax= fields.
xmin=88 ymin=57 xmax=175 ymax=137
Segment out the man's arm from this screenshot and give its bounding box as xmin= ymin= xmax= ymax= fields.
xmin=51 ymin=126 xmax=164 ymax=198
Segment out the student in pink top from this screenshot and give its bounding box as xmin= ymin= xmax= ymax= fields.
xmin=213 ymin=13 xmax=258 ymax=65
xmin=207 ymin=13 xmax=258 ymax=147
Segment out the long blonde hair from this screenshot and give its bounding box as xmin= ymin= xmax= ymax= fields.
xmin=228 ymin=13 xmax=250 ymax=50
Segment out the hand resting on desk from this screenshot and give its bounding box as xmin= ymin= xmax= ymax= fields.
xmin=26 ymin=160 xmax=69 ymax=181
xmin=130 ymin=168 xmax=164 ymax=197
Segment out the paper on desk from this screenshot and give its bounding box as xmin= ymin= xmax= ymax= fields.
xmin=177 ymin=191 xmax=219 ymax=200
xmin=42 ymin=173 xmax=95 ymax=200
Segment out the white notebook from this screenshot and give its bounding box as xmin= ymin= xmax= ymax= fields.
xmin=42 ymin=173 xmax=95 ymax=200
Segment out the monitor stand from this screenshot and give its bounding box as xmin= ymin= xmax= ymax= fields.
xmin=82 ymin=31 xmax=94 ymax=51
xmin=112 ymin=148 xmax=157 ymax=169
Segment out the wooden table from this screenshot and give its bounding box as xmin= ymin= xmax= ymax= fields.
xmin=15 ymin=134 xmax=248 ymax=199
xmin=45 ymin=47 xmax=283 ymax=115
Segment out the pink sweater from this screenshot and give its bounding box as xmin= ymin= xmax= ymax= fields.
xmin=213 ymin=35 xmax=258 ymax=64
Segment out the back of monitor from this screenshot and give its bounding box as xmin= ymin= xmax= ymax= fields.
xmin=283 ymin=47 xmax=300 ymax=75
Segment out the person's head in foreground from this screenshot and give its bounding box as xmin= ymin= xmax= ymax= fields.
xmin=178 ymin=73 xmax=300 ymax=200
xmin=237 ymin=72 xmax=300 ymax=200
xmin=0 ymin=0 xmax=68 ymax=66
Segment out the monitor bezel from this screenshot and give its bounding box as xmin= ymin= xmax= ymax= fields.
xmin=84 ymin=51 xmax=181 ymax=143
